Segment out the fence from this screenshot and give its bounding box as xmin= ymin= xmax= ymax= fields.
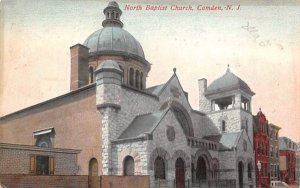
xmin=153 ymin=179 xmax=236 ymax=188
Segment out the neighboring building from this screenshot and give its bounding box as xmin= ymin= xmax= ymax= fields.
xmin=279 ymin=137 xmax=297 ymax=185
xmin=268 ymin=123 xmax=281 ymax=182
xmin=295 ymin=142 xmax=300 ymax=185
xmin=253 ymin=109 xmax=270 ymax=188
xmin=0 ymin=2 xmax=258 ymax=188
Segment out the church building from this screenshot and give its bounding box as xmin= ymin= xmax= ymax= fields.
xmin=0 ymin=2 xmax=257 ymax=188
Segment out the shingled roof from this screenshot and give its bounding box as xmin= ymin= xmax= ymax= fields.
xmin=118 ymin=111 xmax=165 ymax=139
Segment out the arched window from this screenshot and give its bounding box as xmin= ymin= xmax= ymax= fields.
xmin=222 ymin=120 xmax=226 ymax=132
xmin=119 ymin=65 xmax=124 ymax=83
xmin=129 ymin=68 xmax=134 ymax=86
xmin=248 ymin=163 xmax=252 ymax=179
xmin=123 ymin=156 xmax=134 ymax=176
xmin=154 ymin=157 xmax=165 ymax=179
xmin=111 ymin=12 xmax=115 ymax=19
xmin=89 ymin=67 xmax=94 ymax=83
xmin=140 ymin=72 xmax=143 ymax=89
xmin=135 ymin=70 xmax=140 ymax=89
xmin=36 ymin=134 xmax=52 ymax=148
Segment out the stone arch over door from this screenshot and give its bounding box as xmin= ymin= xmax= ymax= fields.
xmin=171 ymin=150 xmax=191 ymax=169
xmin=160 ymin=100 xmax=194 ymax=137
xmin=148 ymin=148 xmax=171 ymax=179
xmin=119 ymin=148 xmax=141 ymax=175
xmin=193 ymin=149 xmax=212 ymax=180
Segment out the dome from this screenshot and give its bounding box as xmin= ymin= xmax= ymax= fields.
xmin=83 ymin=27 xmax=145 ymax=59
xmin=83 ymin=1 xmax=147 ymax=63
xmin=206 ymin=68 xmax=255 ymax=95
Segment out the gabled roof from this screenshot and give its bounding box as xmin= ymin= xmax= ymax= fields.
xmin=219 ymin=131 xmax=242 ymax=150
xmin=118 ymin=111 xmax=166 ymax=139
xmin=206 ymin=68 xmax=255 ymax=96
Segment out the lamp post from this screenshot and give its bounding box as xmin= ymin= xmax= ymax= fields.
xmin=257 ymin=161 xmax=261 ymax=188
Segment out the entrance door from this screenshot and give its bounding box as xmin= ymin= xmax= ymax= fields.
xmin=88 ymin=158 xmax=98 ymax=188
xmin=238 ymin=161 xmax=244 ymax=188
xmin=176 ymin=158 xmax=185 ymax=188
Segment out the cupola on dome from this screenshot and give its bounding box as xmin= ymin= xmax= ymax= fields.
xmin=83 ymin=1 xmax=145 ymax=61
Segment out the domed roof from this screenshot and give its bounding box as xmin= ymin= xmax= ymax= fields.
xmin=206 ymin=68 xmax=255 ymax=95
xmin=83 ymin=27 xmax=145 ymax=59
xmin=83 ymin=1 xmax=147 ymax=62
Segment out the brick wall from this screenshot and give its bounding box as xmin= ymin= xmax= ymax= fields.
xmin=0 ymin=175 xmax=149 ymax=188
xmin=0 ymin=143 xmax=80 ymax=175
xmin=100 ymin=175 xmax=149 ymax=188
xmin=0 ymin=175 xmax=88 ymax=188
xmin=0 ymin=85 xmax=102 ymax=175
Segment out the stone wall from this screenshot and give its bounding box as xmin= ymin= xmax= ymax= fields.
xmin=218 ymin=131 xmax=255 ymax=188
xmin=148 ymin=110 xmax=191 ymax=186
xmin=0 ymin=143 xmax=80 ymax=175
xmin=0 ymin=85 xmax=102 ymax=175
xmin=112 ymin=140 xmax=148 ymax=175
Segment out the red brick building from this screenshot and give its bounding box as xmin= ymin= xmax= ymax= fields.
xmin=253 ymin=109 xmax=270 ymax=188
xmin=279 ymin=137 xmax=297 ymax=185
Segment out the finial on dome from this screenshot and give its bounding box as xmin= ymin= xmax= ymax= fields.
xmin=102 ymin=1 xmax=123 ymax=28
xmin=226 ymin=64 xmax=231 ymax=73
xmin=259 ymin=106 xmax=261 ymax=111
xmin=173 ymin=67 xmax=177 ymax=73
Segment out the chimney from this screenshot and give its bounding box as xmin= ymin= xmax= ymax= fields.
xmin=70 ymin=44 xmax=89 ymax=90
xmin=198 ymin=78 xmax=211 ymax=112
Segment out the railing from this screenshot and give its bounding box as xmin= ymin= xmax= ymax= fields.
xmin=152 ymin=179 xmax=236 ymax=188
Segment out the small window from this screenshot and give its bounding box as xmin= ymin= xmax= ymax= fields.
xmin=89 ymin=67 xmax=94 ymax=83
xmin=33 ymin=128 xmax=55 ymax=148
xmin=135 ymin=70 xmax=140 ymax=89
xmin=140 ymin=72 xmax=143 ymax=89
xmin=221 ymin=120 xmax=226 ymax=132
xmin=129 ymin=68 xmax=134 ymax=86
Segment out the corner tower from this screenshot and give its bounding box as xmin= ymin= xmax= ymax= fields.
xmin=199 ymin=67 xmax=255 ymax=144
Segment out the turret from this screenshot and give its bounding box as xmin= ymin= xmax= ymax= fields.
xmin=95 ymin=60 xmax=122 ymax=175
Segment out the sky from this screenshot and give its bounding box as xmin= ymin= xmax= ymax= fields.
xmin=0 ymin=0 xmax=299 ymax=142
